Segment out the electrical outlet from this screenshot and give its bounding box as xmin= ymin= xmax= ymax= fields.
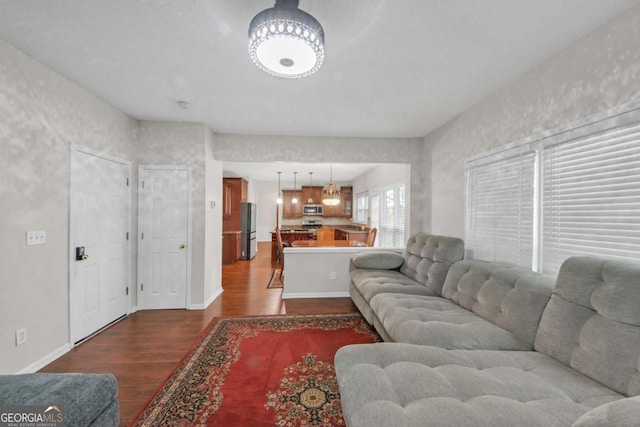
xmin=15 ymin=328 xmax=27 ymax=346
xmin=26 ymin=230 xmax=47 ymax=246
xmin=329 ymin=272 xmax=337 ymax=280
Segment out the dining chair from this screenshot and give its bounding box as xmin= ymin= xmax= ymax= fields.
xmin=366 ymin=227 xmax=377 ymax=247
xmin=275 ymin=228 xmax=289 ymax=279
xmin=316 ymin=227 xmax=334 ymax=241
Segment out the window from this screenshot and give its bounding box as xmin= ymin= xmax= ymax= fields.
xmin=541 ymin=121 xmax=640 ymax=274
xmin=355 ymin=192 xmax=369 ymax=223
xmin=466 ymin=148 xmax=536 ymax=268
xmin=378 ymin=184 xmax=406 ymax=248
xmin=465 ymin=104 xmax=640 ymax=274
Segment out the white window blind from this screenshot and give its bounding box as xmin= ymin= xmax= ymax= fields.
xmin=466 ymin=150 xmax=537 ymax=268
xmin=542 ymin=123 xmax=640 ymax=274
xmin=355 ymin=192 xmax=369 ymax=223
xmin=379 ymin=185 xmax=406 ymax=248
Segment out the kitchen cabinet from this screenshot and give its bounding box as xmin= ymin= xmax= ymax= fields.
xmin=223 ymin=231 xmax=242 ymax=264
xmin=223 ymin=178 xmax=248 ymax=231
xmin=301 ymin=186 xmax=323 ymax=204
xmin=322 ymin=185 xmax=353 ymax=218
xmin=341 ymin=186 xmax=353 ymax=218
xmin=282 ymin=190 xmax=303 ymax=218
xmin=334 ymin=227 xmax=368 ymax=243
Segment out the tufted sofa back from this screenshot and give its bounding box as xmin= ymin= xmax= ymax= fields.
xmin=534 ymin=257 xmax=640 ymax=397
xmin=442 ymin=260 xmax=555 ymax=346
xmin=399 ymin=233 xmax=464 ymax=296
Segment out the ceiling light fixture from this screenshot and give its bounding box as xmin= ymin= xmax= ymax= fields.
xmin=276 ymin=171 xmax=283 ymax=204
xmin=322 ymin=164 xmax=341 ymax=206
xmin=292 ymin=172 xmax=299 ymax=204
xmin=307 ymin=172 xmax=314 ymax=203
xmin=248 ymin=0 xmax=325 ymax=79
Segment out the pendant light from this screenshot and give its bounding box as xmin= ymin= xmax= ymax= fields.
xmin=276 ymin=171 xmax=283 ymax=204
xmin=307 ymin=172 xmax=314 ymax=203
xmin=322 ymin=164 xmax=341 ymax=206
xmin=292 ymin=172 xmax=298 ymax=204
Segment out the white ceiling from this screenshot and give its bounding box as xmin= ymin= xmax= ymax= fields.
xmin=1 ymin=0 xmax=639 ymax=141
xmin=6 ymin=1 xmax=637 ymax=184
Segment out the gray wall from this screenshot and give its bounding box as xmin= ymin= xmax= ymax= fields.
xmin=425 ymin=5 xmax=640 ymax=239
xmin=0 ymin=40 xmax=223 ymax=373
xmin=0 ymin=40 xmax=138 ymax=373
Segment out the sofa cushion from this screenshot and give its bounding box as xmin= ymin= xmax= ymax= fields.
xmin=572 ymin=396 xmax=640 ymax=427
xmin=0 ymin=373 xmax=119 ymax=427
xmin=399 ymin=233 xmax=464 ymax=296
xmin=534 ymin=257 xmax=640 ymax=397
xmin=441 ymin=260 xmax=554 ymax=347
xmin=350 ymin=270 xmax=436 ymax=324
xmin=335 ymin=343 xmax=622 ymax=427
xmin=351 ymin=251 xmax=404 ymax=270
xmin=370 ymin=293 xmax=531 ymax=349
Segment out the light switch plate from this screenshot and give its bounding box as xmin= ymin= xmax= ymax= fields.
xmin=26 ymin=230 xmax=47 ymax=246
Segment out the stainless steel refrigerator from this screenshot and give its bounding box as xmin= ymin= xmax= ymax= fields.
xmin=240 ymin=202 xmax=257 ymax=260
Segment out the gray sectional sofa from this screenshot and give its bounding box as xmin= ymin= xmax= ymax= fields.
xmin=0 ymin=373 xmax=119 ymax=426
xmin=337 ymin=237 xmax=640 ymax=426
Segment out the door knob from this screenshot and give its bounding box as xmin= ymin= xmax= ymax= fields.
xmin=82 ymin=254 xmax=89 ymax=260
xmin=179 ymin=243 xmax=186 ymax=249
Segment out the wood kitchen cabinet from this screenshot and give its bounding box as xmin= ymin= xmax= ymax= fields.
xmin=222 ymin=231 xmax=242 ymax=264
xmin=301 ymin=186 xmax=323 ymax=204
xmin=282 ymin=190 xmax=303 ymax=219
xmin=322 ymin=185 xmax=353 ymax=218
xmin=341 ymin=186 xmax=353 ymax=218
xmin=223 ymin=177 xmax=248 ymax=231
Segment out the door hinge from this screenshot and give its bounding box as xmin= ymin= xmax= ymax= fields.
xmin=126 ymin=232 xmax=129 ymax=241
xmin=141 ymin=232 xmax=144 ymax=240
xmin=126 ymin=177 xmax=130 ymax=186
xmin=141 ymin=283 xmax=144 ymax=291
xmin=141 ymin=181 xmax=145 ymax=189
xmin=126 ymin=286 xmax=129 ymax=295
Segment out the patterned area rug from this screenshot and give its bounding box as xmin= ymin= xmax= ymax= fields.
xmin=131 ymin=314 xmax=380 ymax=426
xmin=266 ymin=269 xmax=283 ymax=288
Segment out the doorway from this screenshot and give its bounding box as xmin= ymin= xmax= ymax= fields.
xmin=69 ymin=146 xmax=130 ymax=343
xmin=137 ymin=165 xmax=191 ymax=309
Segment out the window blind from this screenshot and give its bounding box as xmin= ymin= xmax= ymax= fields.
xmin=541 ymin=123 xmax=640 ymax=274
xmin=355 ymin=192 xmax=369 ymax=223
xmin=466 ymin=150 xmax=536 ymax=268
xmin=379 ymin=185 xmax=406 ymax=248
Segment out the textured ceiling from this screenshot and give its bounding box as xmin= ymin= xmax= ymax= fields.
xmin=1 ymin=0 xmax=639 ymax=139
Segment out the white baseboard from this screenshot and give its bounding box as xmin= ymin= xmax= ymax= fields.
xmin=17 ymin=343 xmax=73 ymax=374
xmin=190 ymin=287 xmax=223 ymax=310
xmin=282 ymin=292 xmax=350 ymax=299
xmin=129 ymin=305 xmax=138 ymax=314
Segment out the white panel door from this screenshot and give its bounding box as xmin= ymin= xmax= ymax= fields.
xmin=70 ymin=148 xmax=129 ymax=343
xmin=139 ymin=167 xmax=190 ymax=309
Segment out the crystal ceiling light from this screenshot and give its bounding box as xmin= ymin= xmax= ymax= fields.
xmin=248 ymin=0 xmax=325 ymax=79
xmin=322 ymin=164 xmax=341 ymax=206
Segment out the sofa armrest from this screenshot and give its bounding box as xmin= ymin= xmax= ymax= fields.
xmin=351 ymin=251 xmax=404 ymax=270
xmin=572 ymin=397 xmax=640 ymax=427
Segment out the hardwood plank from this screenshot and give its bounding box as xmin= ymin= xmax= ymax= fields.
xmin=39 ymin=242 xmax=359 ymax=426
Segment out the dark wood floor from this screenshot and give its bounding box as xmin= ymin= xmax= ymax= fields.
xmin=40 ymin=242 xmax=358 ymax=426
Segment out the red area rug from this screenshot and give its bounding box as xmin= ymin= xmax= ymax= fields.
xmin=131 ymin=314 xmax=380 ymax=426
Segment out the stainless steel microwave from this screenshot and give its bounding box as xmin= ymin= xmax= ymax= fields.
xmin=303 ymin=204 xmax=324 ymax=215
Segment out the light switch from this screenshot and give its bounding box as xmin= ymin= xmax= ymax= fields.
xmin=26 ymin=230 xmax=47 ymax=246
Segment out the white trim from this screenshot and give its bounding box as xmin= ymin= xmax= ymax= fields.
xmin=190 ymin=287 xmax=223 ymax=310
xmin=285 ymin=246 xmax=383 ymax=254
xmin=137 ymin=165 xmax=193 ymax=309
xmin=129 ymin=305 xmax=139 ymax=314
xmin=17 ymin=343 xmax=72 ymax=374
xmin=69 ymin=145 xmax=132 ymax=345
xmin=282 ymin=292 xmax=350 ymax=299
